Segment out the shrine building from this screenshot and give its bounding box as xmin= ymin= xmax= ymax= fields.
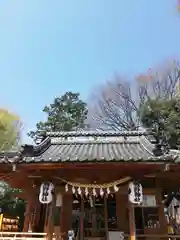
xmin=0 ymin=130 xmax=179 ymax=240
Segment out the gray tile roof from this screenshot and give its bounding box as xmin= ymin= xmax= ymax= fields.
xmin=23 ymin=130 xmax=178 ymax=163
xmin=0 ymin=131 xmax=178 ymax=164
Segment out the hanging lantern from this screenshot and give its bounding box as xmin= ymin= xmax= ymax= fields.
xmin=77 ymin=187 xmax=82 ymax=195
xmin=107 ymin=187 xmax=110 ymax=195
xmin=128 ymin=181 xmax=143 ymax=204
xmin=65 ymin=184 xmax=68 ymax=192
xmin=39 ymin=182 xmax=54 ymax=204
xmin=92 ymin=188 xmax=96 ymax=196
xmin=85 ymin=187 xmax=88 ymax=196
xmin=113 ymin=185 xmax=119 ymax=192
xmin=100 ymin=188 xmax=104 ymax=197
xmin=72 ymin=186 xmax=76 ymax=194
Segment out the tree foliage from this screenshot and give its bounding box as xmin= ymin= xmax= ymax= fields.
xmin=139 ymin=98 xmax=180 ymax=150
xmin=0 ymin=181 xmax=25 ymax=228
xmin=0 ymin=109 xmax=22 ymax=151
xmin=87 ymin=60 xmax=180 ymax=131
xmin=28 ymin=92 xmax=88 ymax=142
xmin=0 ymin=109 xmax=23 ymax=219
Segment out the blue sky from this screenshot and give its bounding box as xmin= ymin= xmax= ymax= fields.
xmin=0 ymin=0 xmax=179 ymax=143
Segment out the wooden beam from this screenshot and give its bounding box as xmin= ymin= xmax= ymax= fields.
xmin=19 ymin=162 xmax=166 ymax=170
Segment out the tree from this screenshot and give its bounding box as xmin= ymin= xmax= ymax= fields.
xmin=139 ymin=98 xmax=180 ymax=150
xmin=0 ymin=110 xmax=24 ymax=221
xmin=28 ymin=92 xmax=88 ymax=142
xmin=87 ymin=60 xmax=180 ymax=131
xmin=0 ymin=181 xmax=25 ymax=227
xmin=87 ymin=78 xmax=139 ymax=131
xmin=177 ymin=0 xmax=180 ymax=11
xmin=0 ymin=109 xmax=22 ymax=151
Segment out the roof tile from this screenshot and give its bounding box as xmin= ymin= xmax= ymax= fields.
xmin=0 ymin=131 xmax=178 ymax=163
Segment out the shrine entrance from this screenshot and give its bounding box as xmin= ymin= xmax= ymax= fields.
xmin=84 ymin=196 xmax=105 ymax=238
xmin=72 ymin=194 xmax=117 ymax=239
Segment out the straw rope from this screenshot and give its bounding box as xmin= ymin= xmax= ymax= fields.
xmin=60 ymin=176 xmax=131 ymax=188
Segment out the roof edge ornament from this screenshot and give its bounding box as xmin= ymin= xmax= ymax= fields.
xmin=3 ymin=150 xmax=23 ymax=171
xmin=35 ymin=131 xmax=47 ymax=144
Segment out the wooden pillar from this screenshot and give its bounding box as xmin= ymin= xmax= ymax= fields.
xmin=156 ymin=179 xmax=167 ymax=234
xmin=60 ymin=193 xmax=73 ymax=240
xmin=34 ymin=199 xmax=41 ymax=231
xmin=128 ymin=202 xmax=136 ymax=240
xmin=116 ymin=193 xmax=128 ymax=232
xmin=23 ymin=202 xmax=30 ymax=232
xmin=92 ymin=196 xmax=97 ymax=237
xmin=104 ymin=196 xmax=108 ymax=240
xmin=23 ymin=192 xmax=34 ymax=232
xmin=47 ymin=195 xmax=55 ymax=240
xmin=80 ymin=197 xmax=84 ymax=240
xmin=31 ymin=196 xmax=37 ymax=231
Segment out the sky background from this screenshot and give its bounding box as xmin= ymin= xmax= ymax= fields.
xmin=0 ymin=0 xmax=179 ymax=143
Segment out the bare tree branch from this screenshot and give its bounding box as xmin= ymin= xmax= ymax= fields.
xmin=137 ymin=60 xmax=180 ymax=103
xmin=87 ymin=76 xmax=140 ymax=130
xmin=87 ymin=60 xmax=180 ymax=131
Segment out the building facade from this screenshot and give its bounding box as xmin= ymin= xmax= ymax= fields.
xmin=0 ymin=130 xmax=179 ymax=240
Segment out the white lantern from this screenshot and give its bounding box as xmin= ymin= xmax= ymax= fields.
xmin=128 ymin=181 xmax=143 ymax=204
xmin=39 ymin=182 xmax=54 ymax=204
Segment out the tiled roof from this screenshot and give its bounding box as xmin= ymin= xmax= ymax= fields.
xmin=0 ymin=131 xmax=178 ymax=164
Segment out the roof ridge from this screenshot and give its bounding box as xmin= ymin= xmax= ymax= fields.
xmin=45 ymin=130 xmax=148 ymax=137
xmin=51 ymin=139 xmax=140 ymax=145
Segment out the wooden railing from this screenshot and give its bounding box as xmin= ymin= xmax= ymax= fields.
xmin=123 ymin=235 xmax=180 ymax=240
xmin=83 ymin=228 xmax=180 ymax=240
xmin=0 ymin=232 xmax=47 ymax=240
xmin=84 ymin=233 xmax=180 ymax=240
xmin=0 ymin=232 xmax=65 ymax=240
xmin=1 ymin=232 xmax=180 ymax=240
